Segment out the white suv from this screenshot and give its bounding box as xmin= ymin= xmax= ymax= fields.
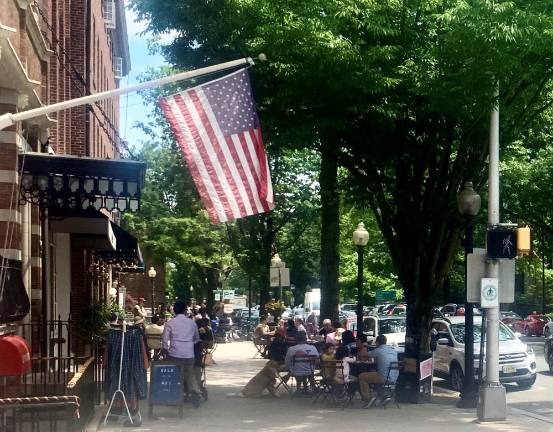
xmin=432 ymin=316 xmax=537 ymax=391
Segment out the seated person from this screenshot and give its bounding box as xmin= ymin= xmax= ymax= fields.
xmin=254 ymin=316 xmax=274 ymax=356
xmin=320 ymin=343 xmax=337 ymax=380
xmin=268 ymin=333 xmax=288 ymax=364
xmin=334 ymin=345 xmax=356 ymax=384
xmin=294 ymin=317 xmax=307 ymax=334
xmin=254 ymin=316 xmax=274 ymax=339
xmin=326 ymin=322 xmax=344 ymax=346
xmin=341 ymin=330 xmax=357 ymax=355
xmin=285 ymin=319 xmax=298 ymax=341
xmin=274 ymin=319 xmax=287 ymax=338
xmin=355 ymin=335 xmax=370 ymax=361
xmin=358 ymin=335 xmax=398 ymax=408
xmin=284 ymin=331 xmax=318 ymax=392
xmin=145 ymin=315 xmax=165 ymax=359
xmin=318 ymin=319 xmax=334 ymax=337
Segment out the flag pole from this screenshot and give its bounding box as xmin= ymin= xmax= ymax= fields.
xmin=0 ymin=56 xmax=263 ymax=131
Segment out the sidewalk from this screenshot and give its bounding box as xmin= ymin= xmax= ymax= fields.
xmin=91 ymin=342 xmax=549 ymax=432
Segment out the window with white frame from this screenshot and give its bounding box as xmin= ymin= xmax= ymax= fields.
xmin=103 ymin=0 xmax=116 ymax=29
xmin=113 ymin=57 xmax=123 ymax=79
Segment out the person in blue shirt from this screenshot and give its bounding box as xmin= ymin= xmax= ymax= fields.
xmin=358 ymin=334 xmax=398 ymax=407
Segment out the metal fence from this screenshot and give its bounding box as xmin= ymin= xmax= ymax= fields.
xmin=0 ymin=397 xmax=81 ymax=432
xmin=0 ymin=319 xmax=105 ymax=430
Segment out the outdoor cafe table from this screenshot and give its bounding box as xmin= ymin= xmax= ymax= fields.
xmin=349 ymin=359 xmax=377 ymax=377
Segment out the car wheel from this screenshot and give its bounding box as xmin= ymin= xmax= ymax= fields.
xmin=545 ymin=327 xmax=551 ymax=338
xmin=525 ymin=327 xmax=531 ymax=337
xmin=517 ymin=375 xmax=536 ymax=390
xmin=449 ymin=363 xmax=464 ymax=392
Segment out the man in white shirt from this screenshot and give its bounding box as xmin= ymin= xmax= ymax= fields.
xmin=162 ymin=301 xmax=201 ymax=407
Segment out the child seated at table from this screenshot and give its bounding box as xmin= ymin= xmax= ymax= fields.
xmin=334 ymin=346 xmax=356 ymax=384
xmin=320 ymin=343 xmax=336 ymax=379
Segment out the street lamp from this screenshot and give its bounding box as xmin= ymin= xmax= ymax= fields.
xmin=353 ymin=222 xmax=369 ymax=334
xmin=270 ymin=254 xmax=284 ymax=300
xmin=148 ymin=266 xmax=157 ymax=317
xmin=457 ymin=181 xmax=481 ymax=408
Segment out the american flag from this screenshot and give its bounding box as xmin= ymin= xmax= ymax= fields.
xmin=159 ymin=69 xmax=275 ymax=223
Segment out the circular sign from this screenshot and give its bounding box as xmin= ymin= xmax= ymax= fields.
xmin=482 ymin=283 xmax=498 ymax=302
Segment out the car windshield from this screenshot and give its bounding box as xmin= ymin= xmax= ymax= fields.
xmin=450 ymin=323 xmax=514 ymax=344
xmin=378 ymin=318 xmax=406 ymax=334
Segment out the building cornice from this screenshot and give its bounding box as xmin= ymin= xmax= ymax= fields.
xmin=15 ymin=0 xmax=33 ymax=10
xmin=26 ymin=6 xmax=54 ymax=62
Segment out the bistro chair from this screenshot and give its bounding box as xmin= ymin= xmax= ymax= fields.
xmin=290 ymin=354 xmax=319 ymax=394
xmin=379 ymin=361 xmax=400 ymax=409
xmin=252 ymin=336 xmax=270 ymax=358
xmin=313 ymin=360 xmax=356 ymax=409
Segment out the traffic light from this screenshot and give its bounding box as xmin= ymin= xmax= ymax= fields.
xmin=517 ymin=226 xmax=531 ymax=256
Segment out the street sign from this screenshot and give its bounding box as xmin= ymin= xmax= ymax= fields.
xmin=269 ymin=267 xmax=280 ymax=287
xmin=222 ymin=289 xmax=234 ymax=300
xmin=481 ymin=278 xmax=499 ymax=308
xmin=280 ymin=268 xmax=290 ymax=286
xmin=376 ymin=289 xmax=396 ymax=302
xmin=467 ymin=248 xmax=515 ymax=303
xmin=487 ymin=228 xmax=517 ymax=259
xmin=223 ymin=304 xmax=234 ymax=313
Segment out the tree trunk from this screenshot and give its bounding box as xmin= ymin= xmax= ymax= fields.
xmin=206 ymin=267 xmax=219 ymax=312
xmin=319 ymin=147 xmax=340 ymax=323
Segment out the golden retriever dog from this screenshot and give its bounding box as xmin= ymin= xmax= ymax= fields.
xmin=242 ymin=360 xmax=280 ymax=397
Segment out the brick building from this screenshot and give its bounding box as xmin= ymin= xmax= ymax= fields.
xmin=0 ymin=0 xmax=151 ymax=358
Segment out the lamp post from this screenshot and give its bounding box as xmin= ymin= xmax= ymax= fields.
xmin=457 ymin=182 xmax=481 ymax=408
xmin=353 ymin=222 xmax=369 ymax=334
xmin=270 ymin=254 xmax=284 ymax=300
xmin=148 ymin=266 xmax=157 ymax=317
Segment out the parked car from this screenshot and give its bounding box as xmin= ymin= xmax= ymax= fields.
xmin=441 ymin=303 xmax=482 ymax=317
xmin=363 ymin=315 xmax=406 ymax=351
xmin=390 ymin=305 xmax=406 ymax=315
xmin=513 ymin=314 xmax=550 ymax=337
xmin=341 ymin=303 xmax=358 ymax=313
xmin=432 ymin=316 xmax=537 ymax=391
xmin=542 ymin=319 xmax=553 ymax=338
xmin=500 ymin=311 xmax=522 ymax=330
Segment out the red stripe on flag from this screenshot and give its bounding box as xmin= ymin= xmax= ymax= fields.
xmin=189 ymin=90 xmax=247 ymax=218
xmin=159 ymin=97 xmax=219 ymax=222
xmin=225 ymin=135 xmax=258 ymax=214
xmin=249 ymin=129 xmax=269 ymax=202
xmin=173 ymin=93 xmax=234 ymax=222
xmin=239 ymin=132 xmax=270 ymax=213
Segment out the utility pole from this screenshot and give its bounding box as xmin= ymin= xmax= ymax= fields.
xmin=478 ymin=84 xmax=507 ymax=421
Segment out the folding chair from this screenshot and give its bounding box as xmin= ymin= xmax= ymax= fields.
xmin=379 ymin=361 xmax=400 ymax=409
xmin=311 ymin=360 xmax=356 ymax=408
xmin=252 ymin=336 xmax=270 ymax=358
xmin=290 ymin=355 xmax=318 ymax=394
xmin=312 ymin=360 xmax=338 ymax=406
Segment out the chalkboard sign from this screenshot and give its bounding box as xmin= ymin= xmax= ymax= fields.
xmin=149 ymin=361 xmax=184 ymax=418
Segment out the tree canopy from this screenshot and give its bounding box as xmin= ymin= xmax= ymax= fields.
xmin=129 ymin=0 xmax=553 ymax=352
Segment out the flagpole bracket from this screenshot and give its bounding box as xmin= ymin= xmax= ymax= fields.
xmin=0 ymin=114 xmax=15 ymax=132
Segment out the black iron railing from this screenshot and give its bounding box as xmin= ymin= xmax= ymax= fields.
xmin=0 ymin=396 xmax=80 ymax=432
xmin=0 ymin=319 xmax=105 ymax=429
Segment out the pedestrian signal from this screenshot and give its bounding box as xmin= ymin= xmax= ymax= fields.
xmin=486 ymin=228 xmax=517 ymax=259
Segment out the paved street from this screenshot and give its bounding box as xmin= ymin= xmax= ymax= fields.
xmin=91 ymin=341 xmax=553 ymax=432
